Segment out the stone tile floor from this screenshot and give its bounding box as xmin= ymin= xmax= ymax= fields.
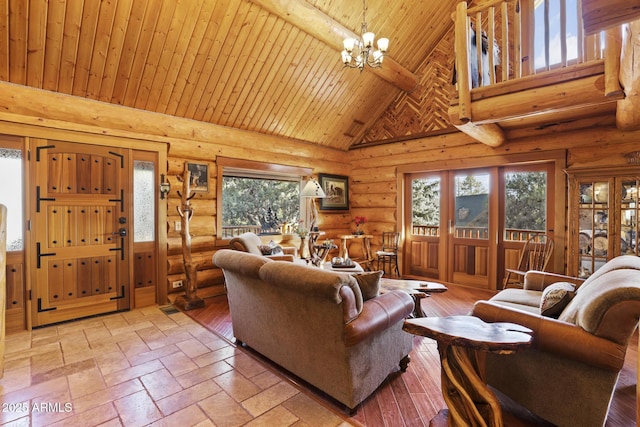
xmin=0 ymin=306 xmax=354 ymax=427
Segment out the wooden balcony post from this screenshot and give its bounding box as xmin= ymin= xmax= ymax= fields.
xmin=617 ymin=21 xmax=640 ymax=131
xmin=604 ymin=26 xmax=623 ymax=97
xmin=455 ymin=1 xmax=472 ymax=122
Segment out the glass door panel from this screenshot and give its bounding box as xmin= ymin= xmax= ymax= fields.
xmin=451 ymin=172 xmax=491 ymax=287
xmin=502 ymin=169 xmax=550 ymax=287
xmin=620 ymin=179 xmax=638 ymax=256
xmin=408 ymin=175 xmax=442 ymax=278
xmin=453 ymin=173 xmax=490 ymax=239
xmin=577 ymin=180 xmax=611 ymax=277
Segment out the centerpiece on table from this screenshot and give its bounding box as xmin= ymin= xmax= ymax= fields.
xmin=354 ymin=216 xmax=366 ymax=235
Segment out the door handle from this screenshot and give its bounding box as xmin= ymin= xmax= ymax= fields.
xmin=112 ymin=228 xmax=127 ymax=237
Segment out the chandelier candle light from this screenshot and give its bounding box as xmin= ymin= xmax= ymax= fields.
xmin=341 ymin=0 xmax=389 ymax=70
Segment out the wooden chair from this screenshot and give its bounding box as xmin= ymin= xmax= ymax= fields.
xmin=377 ymin=232 xmax=400 ymax=277
xmin=503 ymin=233 xmax=554 ymax=289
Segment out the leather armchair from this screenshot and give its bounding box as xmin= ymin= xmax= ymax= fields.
xmin=228 ymin=232 xmax=296 ymax=261
xmin=471 ymin=255 xmax=640 ymax=427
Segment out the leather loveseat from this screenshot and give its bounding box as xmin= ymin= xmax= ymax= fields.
xmin=471 ymin=255 xmax=640 ymax=427
xmin=213 ymin=249 xmax=414 ymax=410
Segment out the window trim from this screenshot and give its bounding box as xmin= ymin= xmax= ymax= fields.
xmin=216 ymin=157 xmax=312 ymax=245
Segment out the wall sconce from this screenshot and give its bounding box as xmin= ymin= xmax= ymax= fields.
xmin=160 ymin=174 xmax=171 ymax=199
xmin=624 ymin=151 xmax=640 ymax=164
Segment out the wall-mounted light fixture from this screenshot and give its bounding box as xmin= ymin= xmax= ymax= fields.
xmin=160 ymin=174 xmax=171 ymax=199
xmin=624 ymin=151 xmax=640 ymax=165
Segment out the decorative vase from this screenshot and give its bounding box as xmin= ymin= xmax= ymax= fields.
xmin=298 ymin=235 xmax=308 ymax=258
xmin=354 ymin=225 xmax=364 ymax=235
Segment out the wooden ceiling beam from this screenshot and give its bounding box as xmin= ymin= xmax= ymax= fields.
xmin=249 ymin=0 xmax=419 ymax=92
xmin=581 ymin=0 xmax=640 ymax=34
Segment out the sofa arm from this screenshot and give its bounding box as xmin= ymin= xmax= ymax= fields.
xmin=472 ymin=300 xmax=626 ymax=372
xmin=266 ymin=254 xmax=295 ymax=262
xmin=524 ymin=270 xmax=585 ymax=291
xmin=344 ymin=291 xmax=414 ymax=346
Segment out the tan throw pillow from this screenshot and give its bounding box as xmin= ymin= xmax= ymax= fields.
xmin=353 ymin=271 xmax=384 ymax=300
xmin=540 ymin=282 xmax=576 ymax=318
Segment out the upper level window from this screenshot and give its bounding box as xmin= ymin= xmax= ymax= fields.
xmin=533 ymin=0 xmax=594 ymax=70
xmin=216 ymin=157 xmax=312 ymax=240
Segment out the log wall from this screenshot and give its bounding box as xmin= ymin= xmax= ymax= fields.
xmin=351 ymin=120 xmax=640 ymax=272
xmin=0 ymin=82 xmax=352 ymax=304
xmin=1 ymin=82 xmax=640 ymax=313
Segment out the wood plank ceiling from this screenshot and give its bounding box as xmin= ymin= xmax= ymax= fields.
xmin=0 ymin=0 xmax=460 ymax=151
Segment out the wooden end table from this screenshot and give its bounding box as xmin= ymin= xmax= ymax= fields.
xmin=403 ymin=315 xmax=533 ymax=427
xmin=380 ymin=278 xmax=448 ymax=317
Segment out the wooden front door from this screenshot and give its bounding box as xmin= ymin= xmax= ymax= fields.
xmin=31 ymin=140 xmax=130 ymax=326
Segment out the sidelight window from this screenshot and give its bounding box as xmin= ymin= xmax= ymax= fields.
xmin=0 ymin=148 xmax=23 ymax=251
xmin=133 ymin=160 xmax=155 ymax=242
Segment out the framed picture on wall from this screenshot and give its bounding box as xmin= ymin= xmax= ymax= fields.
xmin=187 ymin=162 xmax=209 ymax=192
xmin=318 ymin=174 xmax=349 ymax=210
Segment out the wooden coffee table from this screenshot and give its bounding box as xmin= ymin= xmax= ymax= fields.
xmin=380 ymin=278 xmax=448 ymax=317
xmin=403 ymin=315 xmax=533 ymax=427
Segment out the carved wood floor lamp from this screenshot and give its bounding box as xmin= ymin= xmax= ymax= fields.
xmin=301 ymin=178 xmax=325 ymax=232
xmin=174 ymin=167 xmax=205 ymax=311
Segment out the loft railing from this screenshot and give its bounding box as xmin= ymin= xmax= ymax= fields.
xmin=452 ymin=0 xmax=620 ymax=123
xmin=412 ymin=225 xmax=542 ymax=241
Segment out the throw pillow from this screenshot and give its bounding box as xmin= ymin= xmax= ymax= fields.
xmin=258 ymin=241 xmax=284 ymax=256
xmin=353 ymin=270 xmax=384 ymax=300
xmin=540 ymin=282 xmax=576 ymax=318
xmin=268 ymin=240 xmax=284 ymax=255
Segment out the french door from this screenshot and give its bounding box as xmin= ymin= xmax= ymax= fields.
xmin=406 ymin=169 xmax=494 ymax=288
xmin=405 ymin=164 xmax=553 ymax=289
xmin=31 ymin=140 xmax=131 ymax=326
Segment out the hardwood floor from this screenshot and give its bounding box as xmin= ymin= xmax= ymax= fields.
xmin=185 ymin=284 xmax=638 ymax=427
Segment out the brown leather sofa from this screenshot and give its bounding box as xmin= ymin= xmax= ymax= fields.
xmin=213 ymin=249 xmax=414 ymax=410
xmin=471 ymin=255 xmax=640 ymax=427
xmin=228 ymin=231 xmax=296 ymax=260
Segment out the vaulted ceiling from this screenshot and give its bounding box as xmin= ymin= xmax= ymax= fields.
xmin=0 ymin=0 xmax=462 ymax=151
